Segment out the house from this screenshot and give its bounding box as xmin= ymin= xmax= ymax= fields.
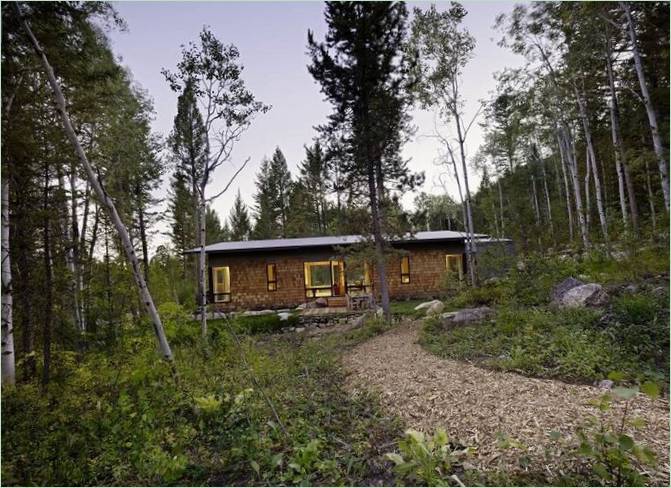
xmin=186 ymin=230 xmax=513 ymax=311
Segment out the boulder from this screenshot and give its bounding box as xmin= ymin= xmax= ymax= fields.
xmin=352 ymin=314 xmax=368 ymax=328
xmin=277 ymin=312 xmax=291 ymax=321
xmin=551 ymin=277 xmax=584 ymax=303
xmin=556 ymin=283 xmax=608 ymax=308
xmin=516 ymin=260 xmax=527 ymax=271
xmin=295 ymin=327 xmax=305 ymax=333
xmin=426 ymin=301 xmax=445 ymax=316
xmin=414 ymin=299 xmax=442 ymax=311
xmin=315 ymin=297 xmax=328 ymax=307
xmin=241 ymin=309 xmax=274 ymax=317
xmin=440 ymin=306 xmax=494 ymax=326
xmin=597 ymin=379 xmax=614 ymax=390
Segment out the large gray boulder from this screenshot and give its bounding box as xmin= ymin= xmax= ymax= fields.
xmin=551 ymin=277 xmax=584 ymax=303
xmin=440 ymin=306 xmax=494 ymax=327
xmin=414 ymin=299 xmax=442 ymax=311
xmin=556 ymin=283 xmax=608 ymax=308
xmin=426 ymin=301 xmax=445 ymax=316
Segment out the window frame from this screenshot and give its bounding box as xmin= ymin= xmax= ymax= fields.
xmin=400 ymin=255 xmax=411 ymax=284
xmin=303 ymin=260 xmax=334 ymax=298
xmin=445 ymin=254 xmax=464 ymax=281
xmin=212 ymin=266 xmax=231 ymax=303
xmin=266 ymin=263 xmax=278 ymax=291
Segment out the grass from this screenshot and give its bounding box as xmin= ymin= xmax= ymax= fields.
xmin=2 ymin=314 xmax=401 ymax=486
xmin=419 ymin=246 xmax=670 ymax=387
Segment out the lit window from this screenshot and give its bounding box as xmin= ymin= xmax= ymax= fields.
xmin=304 ymin=261 xmax=333 ymax=298
xmin=400 ymin=256 xmax=410 ymax=284
xmin=212 ymin=266 xmax=231 ymax=302
xmin=445 ymin=254 xmax=463 ymax=281
xmin=267 ymin=263 xmax=277 ymax=291
xmin=346 ymin=261 xmax=372 ymax=294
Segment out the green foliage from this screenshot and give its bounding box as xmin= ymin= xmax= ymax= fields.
xmin=2 ymin=317 xmax=400 ymax=486
xmin=385 ymin=428 xmax=473 ymax=486
xmin=575 ymin=382 xmax=659 ymax=486
xmin=228 ymin=313 xmax=299 ymax=335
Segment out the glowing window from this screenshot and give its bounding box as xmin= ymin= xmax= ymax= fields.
xmin=267 ymin=263 xmax=277 ymax=291
xmin=400 ymin=256 xmax=410 ymax=284
xmin=212 ymin=266 xmax=231 ymax=302
xmin=445 ymin=254 xmax=463 ymax=281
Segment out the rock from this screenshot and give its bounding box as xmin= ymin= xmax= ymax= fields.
xmin=516 ymin=260 xmax=527 ymax=272
xmin=376 ymin=307 xmax=384 ymax=317
xmin=241 ymin=309 xmax=274 ymax=316
xmin=597 ymin=379 xmax=614 ymax=390
xmin=611 ymin=250 xmax=628 ymax=262
xmin=277 ymin=312 xmax=291 ymax=321
xmin=315 ymin=298 xmax=328 ymax=307
xmin=551 ymin=277 xmax=584 ymax=303
xmin=352 ymin=314 xmax=368 ymax=328
xmin=295 ymin=327 xmax=305 ymax=333
xmin=557 ymin=283 xmax=608 ymax=308
xmin=426 ymin=301 xmax=445 ymax=316
xmin=484 ymin=277 xmax=501 ymax=286
xmin=624 ymin=284 xmax=639 ymax=294
xmin=414 ymin=299 xmax=442 ymax=311
xmin=651 ymin=286 xmax=667 ymax=298
xmin=440 ymin=306 xmax=494 ymax=326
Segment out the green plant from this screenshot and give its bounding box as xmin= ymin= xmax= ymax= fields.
xmin=232 ymin=313 xmax=299 ymax=335
xmin=385 ymin=428 xmax=473 ymax=486
xmin=574 ymin=378 xmax=660 ymax=486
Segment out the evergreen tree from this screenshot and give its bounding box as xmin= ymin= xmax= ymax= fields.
xmin=229 ymin=190 xmax=252 ymax=241
xmin=269 ymin=147 xmax=292 ymax=237
xmin=307 ymin=1 xmax=421 ymax=319
xmin=205 ymin=206 xmax=229 ymax=244
xmin=297 ymin=141 xmax=331 ymax=234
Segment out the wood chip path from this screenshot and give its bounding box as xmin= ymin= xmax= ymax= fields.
xmin=343 ymin=321 xmax=669 ymax=484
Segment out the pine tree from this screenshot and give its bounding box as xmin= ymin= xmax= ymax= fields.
xmin=229 ymin=190 xmax=252 ymax=241
xmin=307 ymin=2 xmax=420 ymax=320
xmin=269 ymin=147 xmax=292 ymax=237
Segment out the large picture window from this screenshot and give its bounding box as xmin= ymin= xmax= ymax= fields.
xmin=346 ymin=261 xmax=372 ymax=294
xmin=266 ymin=263 xmax=277 ymax=291
xmin=304 ymin=260 xmax=345 ymax=298
xmin=445 ymin=254 xmax=463 ymax=281
xmin=400 ymin=256 xmax=410 ymax=284
xmin=212 ymin=266 xmax=231 ymax=302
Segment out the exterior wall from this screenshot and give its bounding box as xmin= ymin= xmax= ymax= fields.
xmin=207 ymin=241 xmax=466 ymax=311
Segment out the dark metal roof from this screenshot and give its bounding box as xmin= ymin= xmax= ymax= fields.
xmin=185 ymin=230 xmax=495 ymax=255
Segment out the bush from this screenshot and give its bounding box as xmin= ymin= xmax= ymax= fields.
xmin=158 ymin=302 xmax=199 ymax=345
xmin=232 ymin=313 xmax=299 ymax=335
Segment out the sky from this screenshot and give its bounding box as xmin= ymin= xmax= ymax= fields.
xmin=107 ymin=0 xmax=524 ymax=252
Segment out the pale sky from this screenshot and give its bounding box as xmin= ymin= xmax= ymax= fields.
xmin=107 ymin=1 xmax=524 ymax=252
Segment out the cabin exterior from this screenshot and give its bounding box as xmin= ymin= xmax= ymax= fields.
xmin=187 ymin=231 xmax=512 ymax=311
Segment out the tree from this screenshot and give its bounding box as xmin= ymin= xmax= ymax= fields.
xmin=229 ymin=190 xmax=251 ymax=241
xmin=15 ymin=2 xmax=176 ymax=370
xmin=163 ymin=28 xmax=269 ymax=339
xmin=298 ymin=141 xmax=331 ymax=234
xmin=205 ymin=206 xmax=229 ymax=244
xmin=269 ymin=148 xmax=292 ymax=237
xmin=308 ymin=2 xmax=419 ymax=320
xmin=411 ymin=2 xmax=480 ymax=285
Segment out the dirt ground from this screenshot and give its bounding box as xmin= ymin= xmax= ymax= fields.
xmin=342 ymin=321 xmax=670 ymax=484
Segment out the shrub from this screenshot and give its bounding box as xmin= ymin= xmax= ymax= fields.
xmin=158 ymin=302 xmax=199 ymax=345
xmin=386 ymin=428 xmax=473 ymax=486
xmin=233 ymin=313 xmax=299 ymax=335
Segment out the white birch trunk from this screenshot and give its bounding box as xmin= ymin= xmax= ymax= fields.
xmin=556 ymin=133 xmax=575 ymax=242
xmin=541 ymin=159 xmax=555 ymax=242
xmin=20 ymin=10 xmax=175 ymax=365
xmin=2 ymin=180 xmax=16 ymax=386
xmin=497 ymin=178 xmax=505 ymax=237
xmin=198 ymin=196 xmax=207 ymax=339
xmin=561 ymin=127 xmax=589 ymax=248
xmin=644 ymin=158 xmax=657 ymax=233
xmin=576 ymin=87 xmax=610 ymax=246
xmin=584 ymin=146 xmax=592 ymax=236
xmin=621 ymin=1 xmax=669 ymax=210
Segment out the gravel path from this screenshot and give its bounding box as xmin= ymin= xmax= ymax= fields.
xmin=343 ymin=321 xmax=669 ymax=483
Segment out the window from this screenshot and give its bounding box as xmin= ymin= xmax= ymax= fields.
xmin=346 ymin=261 xmax=372 ymax=294
xmin=212 ymin=266 xmax=231 ymax=302
xmin=445 ymin=254 xmax=463 ymax=281
xmin=304 ymin=261 xmax=333 ymax=297
xmin=266 ymin=263 xmax=277 ymax=291
xmin=304 ymin=260 xmax=346 ymax=298
xmin=400 ymin=256 xmax=410 ymax=284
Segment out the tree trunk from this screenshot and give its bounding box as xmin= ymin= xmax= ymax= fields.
xmin=497 ymin=178 xmax=505 ymax=237
xmin=137 ymin=191 xmax=150 ymax=285
xmin=584 ymin=146 xmax=592 ymax=236
xmin=19 ymin=11 xmax=175 ymax=366
xmin=560 ymin=127 xmax=589 ymax=248
xmin=454 ymin=112 xmax=477 ymax=286
xmin=2 ymin=180 xmax=16 ymax=386
xmin=644 ymin=158 xmax=657 ymax=233
xmin=198 ymin=196 xmax=208 ymax=339
xmin=576 ymin=87 xmax=609 ymax=248
xmin=541 ymin=159 xmax=555 ymax=245
xmin=556 ymin=133 xmax=575 ymax=242
xmin=606 ymin=35 xmax=639 ymax=234
xmin=41 ymin=163 xmax=53 ymax=388
xmin=621 ymin=1 xmax=669 ymax=210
